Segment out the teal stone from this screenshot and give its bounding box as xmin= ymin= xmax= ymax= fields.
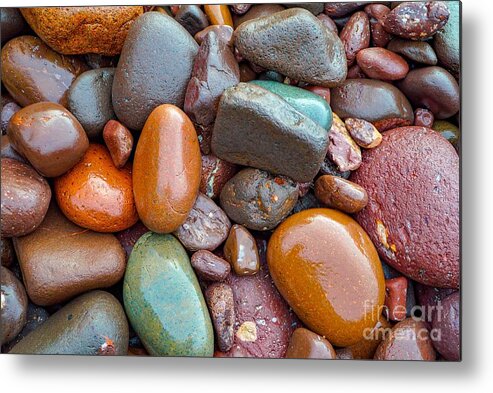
xmin=123 ymin=232 xmax=214 ymax=357
xmin=250 ymin=80 xmax=333 ymax=130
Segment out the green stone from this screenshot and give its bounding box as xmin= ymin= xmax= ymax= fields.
xmin=10 ymin=290 xmax=128 ymax=355
xmin=123 ymin=232 xmax=214 ymax=357
xmin=432 ymin=120 xmax=460 ymax=150
xmin=250 ymin=80 xmax=333 ymax=130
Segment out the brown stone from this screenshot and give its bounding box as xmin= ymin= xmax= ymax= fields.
xmin=267 ymin=209 xmax=385 ymax=347
xmin=356 ymin=47 xmax=409 ymax=80
xmin=351 ymin=127 xmax=459 ymax=288
xmin=1 ymin=237 xmax=15 ymax=267
xmin=374 ymin=318 xmax=436 ymax=360
xmin=191 ymin=250 xmax=231 ymax=282
xmin=285 ymin=328 xmax=336 ymax=359
xmin=205 ymin=283 xmax=235 ymax=352
xmin=1 ymin=36 xmax=89 ymax=108
xmin=314 ymin=175 xmax=368 ymax=214
xmin=414 ymin=108 xmax=435 ymax=128
xmin=223 ymin=225 xmax=260 ymax=276
xmin=200 ymin=154 xmax=238 ymax=200
xmin=327 ymin=113 xmax=362 ymax=172
xmin=384 ymin=277 xmax=408 ymax=321
xmin=365 ymin=4 xmax=392 ymax=47
xmin=103 ymin=120 xmax=133 ymax=169
xmin=1 ymin=158 xmax=51 ymax=238
xmin=339 ymin=11 xmax=370 ymax=66
xmin=54 ymin=144 xmax=138 ymax=233
xmin=174 ymin=193 xmax=231 ymax=252
xmin=21 ymin=7 xmax=143 ymax=55
xmin=344 ymin=117 xmax=382 ymax=148
xmin=1 ymin=266 xmax=28 ymax=345
xmin=8 ymin=102 xmax=89 ymax=177
xmin=13 ymin=204 xmax=126 ymax=306
xmin=133 ymin=104 xmax=201 ymax=233
xmin=381 ymin=1 xmax=449 ymax=40
xmin=204 ymin=5 xmax=233 ymax=27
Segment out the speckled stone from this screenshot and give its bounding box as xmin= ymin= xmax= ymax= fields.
xmin=123 ymin=233 xmax=214 ymax=356
xmin=21 ymin=7 xmax=143 ymax=55
xmin=10 ymin=290 xmax=129 ymax=355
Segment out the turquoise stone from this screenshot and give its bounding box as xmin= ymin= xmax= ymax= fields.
xmin=123 ymin=232 xmax=214 ymax=356
xmin=250 ymin=80 xmax=333 ymax=129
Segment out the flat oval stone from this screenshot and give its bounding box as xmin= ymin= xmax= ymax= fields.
xmin=285 ymin=328 xmax=336 ymax=359
xmin=1 ymin=36 xmax=88 ymax=108
xmin=434 ymin=1 xmax=459 ymax=78
xmin=191 ymin=250 xmax=231 ymax=282
xmin=1 ymin=266 xmax=28 ymax=346
xmin=381 ymin=1 xmax=449 ymax=40
xmin=21 ymin=7 xmax=143 ymax=55
xmin=250 ymin=80 xmax=333 ymax=130
xmin=215 ymin=237 xmax=300 ymax=358
xmin=112 ymin=12 xmax=198 ymax=130
xmin=211 ymin=83 xmax=329 ymax=182
xmin=315 ymin=175 xmax=368 ymax=214
xmin=8 ymin=102 xmax=89 ymax=177
xmin=339 ymin=11 xmax=370 ymax=66
xmin=356 ymin=47 xmax=409 ymax=80
xmin=267 ymin=208 xmax=385 ymax=347
xmin=133 ymin=104 xmax=201 ymax=233
xmin=431 ymin=291 xmax=460 ymax=360
xmin=374 ymin=318 xmax=436 ymax=360
xmin=123 ymin=232 xmax=214 ymax=356
xmin=13 ymin=203 xmax=126 ymax=306
xmin=54 ymin=143 xmax=138 ymax=232
xmin=1 ymin=158 xmax=51 ymax=238
xmin=174 ymin=193 xmax=231 ymax=252
xmin=10 ymin=290 xmax=129 ymax=355
xmin=184 ymin=30 xmax=240 ymax=127
xmin=397 ymin=66 xmax=459 ymax=119
xmin=1 ymin=8 xmax=26 ymax=45
xmin=234 ymin=8 xmax=347 ymax=87
xmin=351 ymin=127 xmax=459 ymax=288
xmin=331 ymin=79 xmax=414 ymax=125
xmin=220 ymin=168 xmax=299 ymax=231
xmin=67 ymin=68 xmax=116 ymax=139
xmin=387 ymin=38 xmax=438 ymax=65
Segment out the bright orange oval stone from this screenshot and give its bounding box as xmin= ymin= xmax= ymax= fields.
xmin=267 ymin=208 xmax=385 ymax=347
xmin=54 ymin=143 xmax=138 ymax=232
xmin=133 ymin=104 xmax=201 ymax=233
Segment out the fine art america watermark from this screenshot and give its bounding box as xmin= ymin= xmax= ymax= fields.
xmin=363 ymin=300 xmax=444 ymax=341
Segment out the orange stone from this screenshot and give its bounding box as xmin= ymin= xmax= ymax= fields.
xmin=133 ymin=104 xmax=201 ymax=233
xmin=267 ymin=208 xmax=385 ymax=347
xmin=54 ymin=143 xmax=138 ymax=232
xmin=204 ymin=5 xmax=233 ymax=27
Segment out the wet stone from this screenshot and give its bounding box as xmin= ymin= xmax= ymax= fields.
xmin=174 ymin=193 xmax=231 ymax=252
xmin=67 ymin=68 xmax=116 ymax=139
xmin=314 ymin=175 xmax=368 ymax=214
xmin=103 ymin=120 xmax=134 ymax=169
xmin=211 ymin=83 xmax=329 ymax=182
xmin=384 ymin=276 xmax=408 ymax=321
xmin=234 ymin=8 xmax=347 ymax=87
xmin=344 ymin=117 xmax=382 ymax=148
xmin=220 ymin=168 xmax=299 ymax=231
xmin=191 ymin=250 xmax=231 ymax=282
xmin=205 ymin=283 xmax=235 ymax=352
xmin=223 ymin=225 xmax=260 ymax=276
xmin=327 ymin=113 xmax=362 ymax=172
xmin=387 ymin=38 xmax=438 ymax=65
xmin=175 ymin=5 xmax=209 ymax=37
xmin=184 ymin=30 xmax=240 ymax=127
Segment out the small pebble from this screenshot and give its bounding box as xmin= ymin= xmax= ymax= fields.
xmin=191 ymin=250 xmax=231 ymax=282
xmin=223 ymin=225 xmax=260 ymax=276
xmin=344 ymin=118 xmax=383 ymax=148
xmin=103 ymin=120 xmax=134 ymax=169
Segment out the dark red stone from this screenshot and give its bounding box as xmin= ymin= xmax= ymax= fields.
xmin=351 ymin=127 xmax=459 ymax=288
